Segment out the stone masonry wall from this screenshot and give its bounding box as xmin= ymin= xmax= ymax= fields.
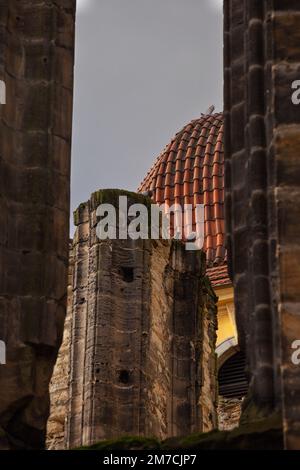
xmin=269 ymin=3 xmax=300 ymax=450
xmin=47 ymin=243 xmax=74 ymax=450
xmin=0 ymin=1 xmax=75 ymax=449
xmin=224 ymin=0 xmax=300 ymax=449
xmin=218 ymin=397 xmax=243 ymax=431
xmin=52 ymin=189 xmax=218 ymax=449
xmin=199 ymin=282 xmax=218 ymax=433
xmin=145 ymin=241 xmax=218 ymax=439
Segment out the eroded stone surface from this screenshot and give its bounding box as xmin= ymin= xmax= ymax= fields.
xmin=218 ymin=397 xmax=243 ymax=432
xmin=47 ymin=243 xmax=74 ymax=450
xmin=224 ymin=0 xmax=300 ymax=449
xmin=48 ymin=190 xmax=218 ymax=449
xmin=0 ymin=1 xmax=76 ymax=449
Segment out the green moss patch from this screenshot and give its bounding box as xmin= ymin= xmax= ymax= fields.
xmin=77 ymin=436 xmax=160 ymax=451
xmin=76 ymin=414 xmax=283 ymax=451
xmin=162 ymin=413 xmax=283 ymax=450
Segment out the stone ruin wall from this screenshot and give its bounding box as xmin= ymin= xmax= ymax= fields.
xmin=48 ymin=189 xmax=218 ymax=449
xmin=145 ymin=238 xmax=218 ymax=439
xmin=199 ymin=287 xmax=219 ymax=433
xmin=47 ymin=243 xmax=74 ymax=450
xmin=218 ymin=397 xmax=243 ymax=432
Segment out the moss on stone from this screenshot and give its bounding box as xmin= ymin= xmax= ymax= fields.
xmin=76 ymin=414 xmax=283 ymax=450
xmin=162 ymin=413 xmax=283 ymax=450
xmin=74 ymin=188 xmax=154 ymax=233
xmin=90 ymin=188 xmax=152 ymax=211
xmin=73 ymin=188 xmax=153 ymax=228
xmin=77 ymin=436 xmax=160 ymax=451
xmin=239 ymin=392 xmax=277 ymax=426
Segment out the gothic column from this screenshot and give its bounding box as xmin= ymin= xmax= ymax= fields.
xmin=0 ymin=0 xmax=76 ymax=449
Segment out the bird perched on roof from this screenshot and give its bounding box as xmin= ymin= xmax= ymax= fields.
xmin=202 ymin=105 xmax=215 ymax=116
xmin=141 ymin=190 xmax=153 ymax=198
xmin=186 ymin=232 xmax=197 ymax=242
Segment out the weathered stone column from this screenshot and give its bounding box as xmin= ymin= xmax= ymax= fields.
xmin=267 ymin=2 xmax=300 ymax=450
xmin=0 ymin=0 xmax=76 ymax=449
xmin=224 ymin=0 xmax=300 ymax=449
xmin=65 ymin=189 xmax=218 ymax=448
xmin=224 ymin=0 xmax=278 ymax=417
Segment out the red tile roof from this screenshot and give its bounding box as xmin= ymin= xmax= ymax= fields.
xmin=138 ymin=113 xmax=228 ymax=277
xmin=207 ymin=264 xmax=231 ymax=288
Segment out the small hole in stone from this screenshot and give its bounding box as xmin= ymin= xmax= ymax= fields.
xmin=120 ymin=267 xmax=134 ymax=283
xmin=118 ymin=370 xmax=130 ymax=384
xmin=96 ymin=368 xmax=100 ymax=374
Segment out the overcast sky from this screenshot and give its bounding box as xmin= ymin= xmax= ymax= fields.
xmin=71 ymin=0 xmax=223 ymax=230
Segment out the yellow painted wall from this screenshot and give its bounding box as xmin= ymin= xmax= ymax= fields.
xmin=215 ymin=285 xmax=237 ymax=347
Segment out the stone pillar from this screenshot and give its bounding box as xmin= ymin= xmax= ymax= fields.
xmin=224 ymin=0 xmax=300 ymax=449
xmin=224 ymin=0 xmax=278 ymax=416
xmin=65 ymin=189 xmax=218 ymax=448
xmin=267 ymin=2 xmax=300 ymax=450
xmin=0 ymin=0 xmax=76 ymax=449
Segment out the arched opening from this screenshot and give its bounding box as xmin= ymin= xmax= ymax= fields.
xmin=217 ymin=347 xmax=249 ymax=431
xmin=218 ymin=350 xmax=248 ymax=399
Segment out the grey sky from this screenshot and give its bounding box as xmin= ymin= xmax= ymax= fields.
xmin=71 ymin=0 xmax=223 ymax=230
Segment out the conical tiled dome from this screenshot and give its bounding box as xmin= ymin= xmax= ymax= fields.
xmin=138 ymin=113 xmax=226 ymax=268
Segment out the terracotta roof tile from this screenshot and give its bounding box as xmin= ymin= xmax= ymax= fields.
xmin=207 ymin=264 xmax=231 ymax=288
xmin=138 ymin=113 xmax=228 ymax=281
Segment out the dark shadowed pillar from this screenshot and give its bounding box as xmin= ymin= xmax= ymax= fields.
xmin=0 ymin=0 xmax=76 ymax=449
xmin=268 ymin=0 xmax=300 ymax=450
xmin=224 ymin=0 xmax=300 ymax=449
